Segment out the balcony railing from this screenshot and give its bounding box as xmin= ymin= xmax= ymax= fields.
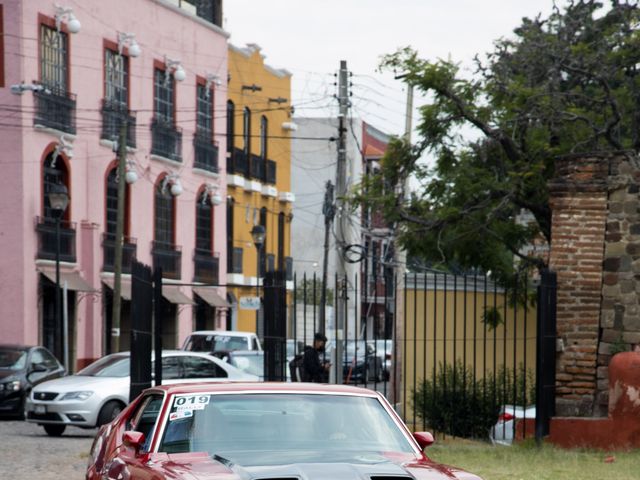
xmin=100 ymin=100 xmax=136 ymax=148
xmin=102 ymin=233 xmax=137 ymax=273
xmin=152 ymin=241 xmax=182 ymax=279
xmin=33 ymin=89 xmax=76 ymax=134
xmin=265 ymin=159 xmax=276 ymax=185
xmin=35 ymin=217 xmax=76 ymax=263
xmin=250 ymin=154 xmax=264 ymax=181
xmin=193 ymin=133 xmax=219 ymax=173
xmin=231 ymin=148 xmax=250 ymax=178
xmin=151 ymin=118 xmax=182 ymax=162
xmin=193 ymin=249 xmax=220 ymax=284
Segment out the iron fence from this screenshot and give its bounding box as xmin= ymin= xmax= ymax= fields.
xmin=193 ymin=133 xmax=218 ymax=173
xmin=150 ymin=118 xmax=182 ymax=162
xmin=102 ymin=233 xmax=137 ymax=273
xmin=151 ymin=241 xmax=182 ymax=279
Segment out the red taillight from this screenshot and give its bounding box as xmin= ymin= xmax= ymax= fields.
xmin=499 ymin=412 xmax=515 ymax=422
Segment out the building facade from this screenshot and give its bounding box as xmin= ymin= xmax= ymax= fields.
xmin=0 ymin=0 xmax=229 ymax=370
xmin=226 ymin=43 xmax=294 ymax=334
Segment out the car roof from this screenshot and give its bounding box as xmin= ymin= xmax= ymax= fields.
xmin=188 ymin=330 xmax=255 ymax=337
xmin=101 ymin=350 xmax=226 ymax=359
xmin=147 ymin=382 xmax=379 ymax=396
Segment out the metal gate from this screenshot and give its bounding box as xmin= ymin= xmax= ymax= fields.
xmin=287 ymin=269 xmax=557 ymax=442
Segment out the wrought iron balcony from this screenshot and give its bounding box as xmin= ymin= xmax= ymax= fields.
xmin=193 ymin=249 xmax=220 ymax=284
xmin=250 ymin=154 xmax=264 ymax=181
xmin=102 ymin=233 xmax=137 ymax=273
xmin=265 ymin=159 xmax=277 ymax=185
xmin=100 ymin=100 xmax=136 ymax=148
xmin=193 ymin=133 xmax=219 ymax=173
xmin=152 ymin=241 xmax=182 ymax=279
xmin=35 ymin=217 xmax=76 ymax=263
xmin=230 ymin=148 xmax=250 ymax=178
xmin=33 ymin=89 xmax=76 ymax=134
xmin=151 ymin=117 xmax=182 ymax=162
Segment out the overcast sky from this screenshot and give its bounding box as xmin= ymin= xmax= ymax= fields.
xmin=223 ymin=0 xmax=561 ymax=137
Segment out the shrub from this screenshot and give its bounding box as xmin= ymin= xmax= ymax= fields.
xmin=412 ymin=361 xmax=535 ymax=439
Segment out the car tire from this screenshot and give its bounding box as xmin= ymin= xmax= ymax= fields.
xmin=97 ymin=401 xmax=124 ymax=427
xmin=43 ymin=424 xmax=66 ymax=437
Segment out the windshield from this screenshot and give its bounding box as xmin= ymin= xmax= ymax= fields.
xmin=159 ymin=393 xmax=414 ymax=465
xmin=185 ymin=334 xmax=249 ymax=352
xmin=77 ymin=355 xmax=130 ymax=377
xmin=0 ymin=349 xmax=27 ymax=370
xmin=229 ymin=354 xmax=263 ymax=377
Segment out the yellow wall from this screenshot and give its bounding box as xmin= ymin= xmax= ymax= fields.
xmin=227 ymin=45 xmax=293 ymax=332
xmin=401 ymin=286 xmax=537 ymax=425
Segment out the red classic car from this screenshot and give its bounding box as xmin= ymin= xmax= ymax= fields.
xmin=86 ymin=382 xmax=482 ymax=480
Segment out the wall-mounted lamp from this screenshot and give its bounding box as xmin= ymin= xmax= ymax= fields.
xmin=54 ymin=4 xmax=81 ymax=34
xmin=10 ymin=82 xmax=50 ymax=96
xmin=118 ymin=32 xmax=141 ymax=58
xmin=165 ymin=56 xmax=186 ymax=86
xmin=204 ymin=73 xmax=222 ymax=99
xmin=203 ymin=183 xmax=222 ymax=205
xmin=52 ymin=134 xmax=73 ymax=167
xmin=162 ymin=174 xmax=183 ymax=196
xmin=242 ymin=83 xmax=262 ymax=92
xmin=125 ymin=160 xmax=138 ymax=184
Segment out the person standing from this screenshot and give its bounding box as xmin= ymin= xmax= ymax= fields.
xmin=302 ymin=333 xmax=330 ymax=382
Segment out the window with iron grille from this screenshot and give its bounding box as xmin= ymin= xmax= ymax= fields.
xmin=278 ymin=212 xmax=285 ymax=270
xmin=105 ymin=49 xmax=128 ymax=106
xmin=43 ymin=155 xmax=68 ymax=220
xmin=196 ymin=193 xmax=213 ymax=253
xmin=40 ymin=24 xmax=68 ymax=93
xmin=105 ymin=168 xmax=119 ymax=236
xmin=243 ymin=107 xmax=251 ymax=153
xmin=155 ymin=179 xmax=175 ymax=245
xmin=226 ymin=197 xmax=234 ymax=273
xmin=226 ymin=100 xmax=235 ymax=152
xmin=154 ymin=68 xmax=174 ymax=124
xmin=197 ymin=84 xmax=213 ymax=137
xmin=260 ymin=115 xmax=268 ymax=159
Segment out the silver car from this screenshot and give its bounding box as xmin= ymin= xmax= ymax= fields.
xmin=25 ymin=350 xmax=256 ymax=436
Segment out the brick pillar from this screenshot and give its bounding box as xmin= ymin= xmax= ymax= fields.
xmin=548 ymin=154 xmax=609 ymax=417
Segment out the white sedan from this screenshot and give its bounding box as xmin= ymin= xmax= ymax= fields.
xmin=25 ymin=350 xmax=257 ymax=436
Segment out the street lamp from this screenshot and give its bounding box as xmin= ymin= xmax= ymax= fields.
xmin=48 ymin=183 xmax=69 ymax=363
xmin=251 ymin=225 xmax=266 ymax=335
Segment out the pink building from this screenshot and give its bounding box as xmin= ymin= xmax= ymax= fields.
xmin=0 ymin=0 xmax=229 ymax=370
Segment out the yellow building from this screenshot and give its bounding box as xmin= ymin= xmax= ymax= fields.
xmin=226 ymin=44 xmax=295 ymax=333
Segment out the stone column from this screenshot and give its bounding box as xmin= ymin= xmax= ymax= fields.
xmin=548 ymin=154 xmax=609 ymax=417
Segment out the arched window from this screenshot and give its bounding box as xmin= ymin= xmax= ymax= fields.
xmin=243 ymin=107 xmax=251 ymax=153
xmin=43 ymin=152 xmax=70 ymax=221
xmin=260 ymin=115 xmax=268 ymax=159
xmin=196 ymin=189 xmax=214 ymax=254
xmin=226 ymin=100 xmax=235 ymax=153
xmin=154 ymin=175 xmax=175 ymax=246
xmin=226 ymin=197 xmax=235 ymax=273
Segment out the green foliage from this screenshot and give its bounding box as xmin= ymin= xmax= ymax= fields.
xmin=412 ymin=361 xmax=536 ymax=439
xmin=352 ymin=1 xmax=640 ymax=280
xmin=481 ymin=306 xmax=503 ymax=330
xmin=295 ymin=279 xmax=334 ymax=306
xmin=610 ymin=331 xmax=628 ymax=356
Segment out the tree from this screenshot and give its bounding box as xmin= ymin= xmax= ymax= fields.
xmin=353 ymin=0 xmax=640 ymax=282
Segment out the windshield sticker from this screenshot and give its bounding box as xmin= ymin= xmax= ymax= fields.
xmin=173 ymin=394 xmax=210 ymax=409
xmin=169 ymin=410 xmax=193 ymax=421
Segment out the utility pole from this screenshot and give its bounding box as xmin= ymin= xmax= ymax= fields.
xmin=111 ymin=118 xmax=128 ymax=353
xmin=320 ymin=180 xmax=335 ymax=333
xmin=331 ymin=60 xmax=350 ymax=384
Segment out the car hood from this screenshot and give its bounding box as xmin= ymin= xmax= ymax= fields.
xmin=0 ymin=369 xmax=22 ymax=381
xmin=149 ymin=451 xmax=481 ymax=480
xmin=32 ymin=374 xmax=129 ymax=393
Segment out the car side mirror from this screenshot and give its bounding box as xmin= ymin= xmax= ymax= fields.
xmin=122 ymin=431 xmax=145 ymax=455
xmin=413 ymin=431 xmax=435 ymax=449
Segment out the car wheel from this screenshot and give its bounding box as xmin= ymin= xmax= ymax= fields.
xmin=97 ymin=401 xmax=124 ymax=427
xmin=43 ymin=424 xmax=66 ymax=437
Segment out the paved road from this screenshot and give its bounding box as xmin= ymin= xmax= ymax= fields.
xmin=0 ymin=420 xmax=96 ymax=480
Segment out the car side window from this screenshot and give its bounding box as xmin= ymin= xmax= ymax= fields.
xmin=181 ymin=356 xmax=228 ymax=379
xmin=161 ymin=356 xmax=182 ymax=380
xmin=38 ymin=349 xmax=60 ymax=369
xmin=129 ymin=394 xmax=164 ymax=452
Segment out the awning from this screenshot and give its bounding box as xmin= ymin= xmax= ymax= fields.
xmin=162 ymin=285 xmax=196 ymax=305
xmin=101 ymin=277 xmax=132 ymax=301
xmin=193 ymin=287 xmax=231 ymax=308
xmin=40 ymin=269 xmax=95 ymax=292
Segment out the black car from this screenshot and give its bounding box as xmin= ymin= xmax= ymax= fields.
xmin=0 ymin=345 xmax=65 ymax=417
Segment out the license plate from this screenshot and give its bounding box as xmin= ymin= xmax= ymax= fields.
xmin=35 ymin=405 xmax=46 ymax=415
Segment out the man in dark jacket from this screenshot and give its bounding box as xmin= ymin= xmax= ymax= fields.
xmin=302 ymin=333 xmax=329 ymax=382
